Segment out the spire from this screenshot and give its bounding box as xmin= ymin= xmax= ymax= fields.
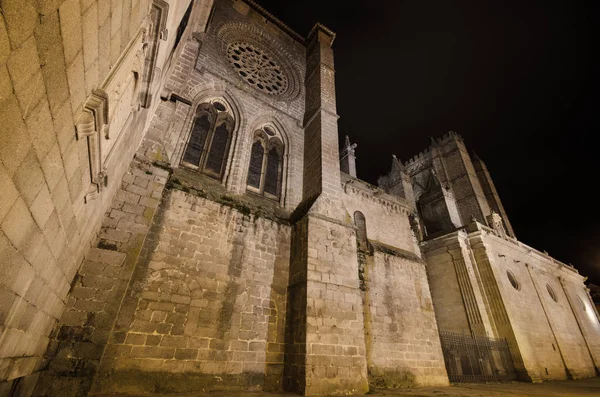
xmin=340 ymin=135 xmax=358 ymax=177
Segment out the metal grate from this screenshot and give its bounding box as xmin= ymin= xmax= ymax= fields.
xmin=439 ymin=329 xmax=517 ymax=383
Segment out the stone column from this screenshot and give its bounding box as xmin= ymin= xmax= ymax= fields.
xmin=284 ymin=24 xmax=368 ymax=396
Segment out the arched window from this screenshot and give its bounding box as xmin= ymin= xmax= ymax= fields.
xmin=246 ymin=126 xmax=283 ymax=200
xmin=181 ymin=101 xmax=234 ymax=180
xmin=354 ymin=211 xmax=368 ymax=251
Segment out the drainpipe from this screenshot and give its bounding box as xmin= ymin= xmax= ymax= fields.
xmin=558 ymin=277 xmax=600 ymax=375
xmin=524 ymin=264 xmax=571 ymax=379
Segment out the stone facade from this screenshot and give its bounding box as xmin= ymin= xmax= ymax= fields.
xmin=377 ymin=130 xmax=600 ymax=383
xmin=0 ymin=1 xmax=598 ymax=397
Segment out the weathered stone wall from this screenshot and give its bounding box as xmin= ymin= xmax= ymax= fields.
xmin=424 ymin=220 xmax=599 ymax=382
xmin=0 ymin=0 xmax=200 ymax=394
xmin=470 ymin=229 xmax=597 ymax=380
xmin=291 ymin=215 xmax=369 ymax=396
xmin=362 ymin=251 xmax=448 ymax=387
xmin=423 ymin=235 xmax=483 ymax=334
xmin=93 ymin=188 xmax=291 ymax=394
xmin=34 ymin=159 xmax=170 ymax=397
xmin=340 ymin=173 xmax=448 ymax=388
xmin=341 ymin=174 xmax=417 ymax=254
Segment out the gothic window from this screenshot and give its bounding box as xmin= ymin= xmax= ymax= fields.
xmin=181 ymin=102 xmax=234 ymax=180
xmin=354 ymin=211 xmax=368 ymax=251
xmin=246 ymin=126 xmax=284 ymax=200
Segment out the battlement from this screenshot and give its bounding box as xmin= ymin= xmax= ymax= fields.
xmin=403 ymin=131 xmax=464 ymax=168
xmin=404 ymin=146 xmax=432 ymax=167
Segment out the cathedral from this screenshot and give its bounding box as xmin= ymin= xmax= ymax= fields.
xmin=0 ymin=1 xmax=599 ymax=396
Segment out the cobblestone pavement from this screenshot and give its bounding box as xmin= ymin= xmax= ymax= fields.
xmin=93 ymin=377 xmax=600 ymax=396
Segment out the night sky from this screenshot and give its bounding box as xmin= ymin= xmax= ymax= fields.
xmin=256 ymin=0 xmax=599 ymax=284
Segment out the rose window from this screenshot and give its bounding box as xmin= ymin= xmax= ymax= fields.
xmin=226 ymin=42 xmax=289 ymax=95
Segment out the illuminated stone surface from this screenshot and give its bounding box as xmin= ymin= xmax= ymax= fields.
xmin=0 ymin=1 xmax=598 ymax=397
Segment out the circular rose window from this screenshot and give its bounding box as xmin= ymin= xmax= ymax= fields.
xmin=226 ymin=42 xmax=289 ymax=95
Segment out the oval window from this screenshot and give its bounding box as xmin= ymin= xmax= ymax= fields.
xmin=507 ymin=270 xmax=520 ymax=291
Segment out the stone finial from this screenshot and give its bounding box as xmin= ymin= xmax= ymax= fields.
xmin=486 ymin=211 xmax=507 ymax=239
xmin=391 ymin=154 xmax=405 ymax=174
xmin=340 ymin=135 xmax=358 ymax=177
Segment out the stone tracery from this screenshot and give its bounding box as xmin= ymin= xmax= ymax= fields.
xmin=226 ymin=42 xmax=289 ymax=95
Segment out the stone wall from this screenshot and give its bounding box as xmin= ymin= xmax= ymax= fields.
xmin=340 ymin=174 xmax=448 ymax=388
xmin=424 ymin=221 xmax=600 ymax=382
xmin=93 ymin=188 xmax=291 ymax=394
xmin=0 ymin=0 xmax=187 ymax=394
xmin=362 ymin=251 xmax=448 ymax=387
xmin=471 ymin=229 xmax=597 ymax=380
xmin=341 ymin=174 xmax=416 ymax=254
xmin=34 ymin=158 xmax=170 ymax=397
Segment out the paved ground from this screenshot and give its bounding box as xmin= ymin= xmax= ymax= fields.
xmin=94 ymin=377 xmax=600 ymax=396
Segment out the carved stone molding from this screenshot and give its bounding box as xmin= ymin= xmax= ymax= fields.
xmin=76 ymin=89 xmax=109 ymax=203
xmin=140 ymin=0 xmax=170 ymax=108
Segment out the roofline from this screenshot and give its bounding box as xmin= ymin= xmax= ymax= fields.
xmin=243 ymin=0 xmax=305 ymax=43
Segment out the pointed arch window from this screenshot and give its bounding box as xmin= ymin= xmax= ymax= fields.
xmin=182 ymin=101 xmax=234 ymax=180
xmin=246 ymin=126 xmax=284 ymax=200
xmin=354 ymin=211 xmax=369 ymax=252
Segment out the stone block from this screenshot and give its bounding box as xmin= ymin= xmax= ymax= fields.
xmin=26 ymin=99 xmax=56 ymax=161
xmin=59 ymin=0 xmax=83 ymax=65
xmin=130 ymin=346 xmax=175 ymax=359
xmin=81 ymin=2 xmax=98 ymax=71
xmin=12 ymin=148 xmax=45 ymax=206
xmin=53 ymin=99 xmax=76 ymax=155
xmin=31 ymin=184 xmax=55 ymax=229
xmin=1 ymin=197 xmax=36 ymax=253
xmin=174 ymin=348 xmax=198 ymax=360
xmin=51 ymin=176 xmax=71 ymax=216
xmin=0 ymin=16 xmax=10 ymax=65
xmin=85 ymin=248 xmax=126 ymax=266
xmin=84 ymin=60 xmax=98 ymax=97
xmin=0 ymin=163 xmax=19 ymax=223
xmin=110 ymin=30 xmax=121 ymax=66
xmin=0 ymin=97 xmax=32 ymax=174
xmin=41 ymin=143 xmax=65 ymax=191
xmin=14 ymin=70 xmax=46 ymax=119
xmin=1 ymin=0 xmax=38 ymax=49
xmin=0 ymin=64 xmax=11 ymax=104
xmin=110 ymin=1 xmax=123 ymax=38
xmin=66 ymin=51 xmax=86 ymax=115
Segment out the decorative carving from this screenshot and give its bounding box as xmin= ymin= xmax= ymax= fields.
xmin=486 ymin=211 xmax=507 ymax=239
xmin=140 ymin=0 xmax=169 ymax=108
xmin=76 ymin=89 xmax=110 ymax=203
xmin=216 ymin=22 xmax=303 ymax=101
xmin=226 ymin=42 xmax=289 ymax=95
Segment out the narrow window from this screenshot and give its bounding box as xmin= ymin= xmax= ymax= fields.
xmin=246 ymin=127 xmax=284 ymax=200
xmin=547 ymin=284 xmax=558 ymax=302
xmin=354 ymin=211 xmax=368 ymax=251
xmin=247 ymin=141 xmax=264 ymax=189
xmin=264 ymin=147 xmax=281 ymax=197
xmin=182 ymin=113 xmax=211 ymax=166
xmin=181 ymin=102 xmax=234 ymax=181
xmin=204 ymin=122 xmax=231 ymax=176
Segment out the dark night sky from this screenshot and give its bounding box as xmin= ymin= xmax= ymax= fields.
xmin=255 ymin=0 xmax=599 ymax=284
